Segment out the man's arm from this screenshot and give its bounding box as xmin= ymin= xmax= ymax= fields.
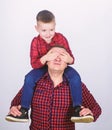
xmin=10 ymin=88 xmax=22 ymax=107
xmin=7 ymin=88 xmax=23 ymax=116
xmin=81 ymin=83 xmax=102 ymax=122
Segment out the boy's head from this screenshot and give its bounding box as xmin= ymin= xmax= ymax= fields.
xmin=35 ymin=10 xmax=56 ymax=43
xmin=36 ymin=10 xmax=55 ymax=23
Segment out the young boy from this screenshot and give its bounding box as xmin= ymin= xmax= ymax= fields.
xmin=5 ymin=10 xmax=94 ymax=123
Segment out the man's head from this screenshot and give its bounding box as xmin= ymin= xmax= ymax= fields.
xmin=35 ymin=10 xmax=56 ymax=43
xmin=47 ymin=46 xmax=68 ymax=73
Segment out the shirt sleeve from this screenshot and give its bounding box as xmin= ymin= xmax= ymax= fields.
xmin=10 ymin=88 xmax=22 ymax=107
xmin=56 ymin=33 xmax=75 ymax=64
xmin=30 ymin=38 xmax=45 ymax=69
xmin=81 ymin=83 xmax=102 ymax=122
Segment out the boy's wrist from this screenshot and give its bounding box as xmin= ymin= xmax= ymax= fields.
xmin=68 ymin=57 xmax=73 ymax=64
xmin=40 ymin=55 xmax=47 ymax=65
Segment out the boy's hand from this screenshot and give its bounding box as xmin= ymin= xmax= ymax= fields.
xmin=50 ymin=47 xmax=73 ymax=64
xmin=59 ymin=51 xmax=73 ymax=64
xmin=41 ymin=49 xmax=60 ymax=64
xmin=40 ymin=47 xmax=73 ymax=64
xmin=46 ymin=51 xmax=59 ymax=61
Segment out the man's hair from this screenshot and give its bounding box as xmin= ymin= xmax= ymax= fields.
xmin=50 ymin=44 xmax=68 ymax=53
xmin=36 ymin=10 xmax=55 ymax=23
xmin=51 ymin=44 xmax=66 ymax=50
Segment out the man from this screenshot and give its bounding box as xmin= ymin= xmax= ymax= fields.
xmin=6 ymin=46 xmax=102 ymax=130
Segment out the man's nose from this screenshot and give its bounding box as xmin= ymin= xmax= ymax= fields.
xmin=55 ymin=56 xmax=61 ymax=61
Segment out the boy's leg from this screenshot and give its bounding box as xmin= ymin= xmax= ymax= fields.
xmin=5 ymin=66 xmax=47 ymax=122
xmin=64 ymin=66 xmax=82 ymax=107
xmin=21 ymin=66 xmax=47 ymax=110
xmin=64 ymin=66 xmax=94 ymax=123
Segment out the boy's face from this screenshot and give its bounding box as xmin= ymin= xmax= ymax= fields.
xmin=35 ymin=21 xmax=56 ymax=43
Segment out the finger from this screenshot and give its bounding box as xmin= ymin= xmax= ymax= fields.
xmin=9 ymin=106 xmax=21 ymax=116
xmin=81 ymin=106 xmax=85 ymax=109
xmin=17 ymin=105 xmax=21 ymax=110
xmin=80 ymin=108 xmax=91 ymax=116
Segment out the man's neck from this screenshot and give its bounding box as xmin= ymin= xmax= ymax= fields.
xmin=48 ymin=70 xmax=63 ymax=87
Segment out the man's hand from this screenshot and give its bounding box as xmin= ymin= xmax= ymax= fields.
xmin=8 ymin=105 xmax=21 ymax=117
xmin=80 ymin=106 xmax=93 ymax=116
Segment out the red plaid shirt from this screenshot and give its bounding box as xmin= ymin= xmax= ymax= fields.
xmin=11 ymin=73 xmax=101 ymax=130
xmin=30 ymin=32 xmax=74 ymax=69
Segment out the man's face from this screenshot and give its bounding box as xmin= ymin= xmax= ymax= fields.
xmin=47 ymin=47 xmax=67 ymax=72
xmin=35 ymin=21 xmax=56 ymax=43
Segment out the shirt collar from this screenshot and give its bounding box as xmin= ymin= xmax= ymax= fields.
xmin=37 ymin=33 xmax=57 ymax=44
xmin=43 ymin=72 xmax=68 ymax=88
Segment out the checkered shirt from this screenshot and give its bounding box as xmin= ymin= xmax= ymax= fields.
xmin=30 ymin=32 xmax=74 ymax=69
xmin=11 ymin=73 xmax=101 ymax=130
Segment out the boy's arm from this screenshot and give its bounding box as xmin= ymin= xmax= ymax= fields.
xmin=63 ymin=41 xmax=74 ymax=64
xmin=56 ymin=33 xmax=75 ymax=64
xmin=30 ymin=38 xmax=45 ymax=69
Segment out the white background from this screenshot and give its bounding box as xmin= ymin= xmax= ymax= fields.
xmin=0 ymin=0 xmax=112 ymax=130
